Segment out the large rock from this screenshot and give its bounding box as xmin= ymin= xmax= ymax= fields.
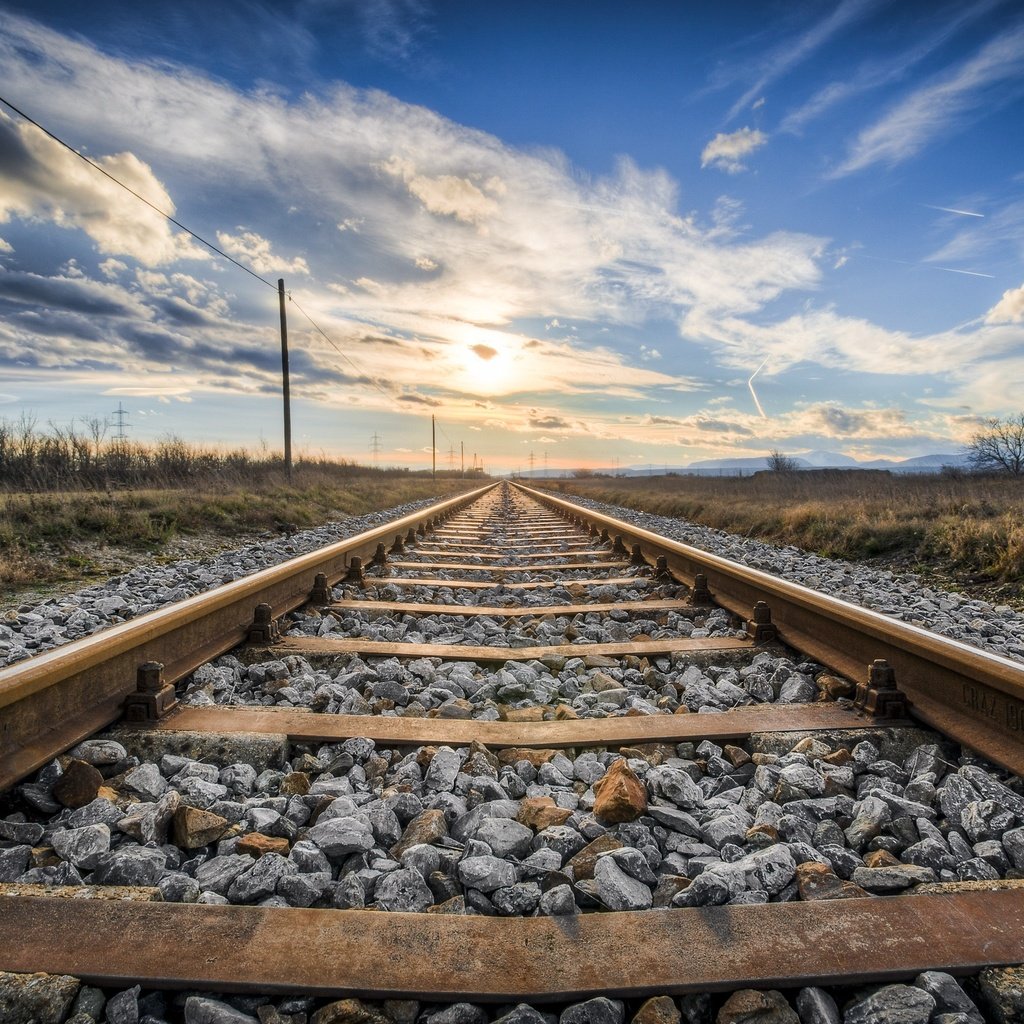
xmin=376 ymin=867 xmax=434 ymax=912
xmin=517 ymin=797 xmax=572 ymax=831
xmin=0 ymin=971 xmax=79 ymax=1024
xmin=980 ymin=966 xmax=1024 ymax=1024
xmin=458 ymin=856 xmax=517 ymax=893
xmin=311 ymin=998 xmax=391 ymax=1024
xmin=715 ymin=989 xmax=798 ymax=1023
xmin=184 ymin=995 xmax=259 ymax=1023
xmin=560 ymin=998 xmax=624 ymax=1024
xmin=173 ymin=806 xmax=230 ymax=849
xmin=306 ymin=816 xmax=375 ymax=860
xmin=52 ymin=759 xmax=103 ymax=808
xmin=51 ymin=823 xmax=110 ymax=870
xmin=392 ymin=809 xmax=448 ymax=859
xmin=474 ymin=818 xmax=534 ymax=859
xmin=630 ymin=996 xmax=680 ymax=1024
xmin=843 ymin=985 xmax=935 ymax=1024
xmin=593 ymin=857 xmax=652 ymax=911
xmin=593 ymin=760 xmax=647 ymax=823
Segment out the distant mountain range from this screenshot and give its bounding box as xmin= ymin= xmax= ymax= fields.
xmin=517 ymin=450 xmax=970 ymax=477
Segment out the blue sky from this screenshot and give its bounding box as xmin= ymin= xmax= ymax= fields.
xmin=0 ymin=0 xmax=1022 ymax=473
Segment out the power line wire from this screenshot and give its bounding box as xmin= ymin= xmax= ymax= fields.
xmin=0 ymin=94 xmax=278 ymax=292
xmin=0 ymin=94 xmax=413 ymax=417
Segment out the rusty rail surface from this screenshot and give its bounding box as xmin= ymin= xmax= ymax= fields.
xmin=0 ymin=482 xmax=496 ymax=790
xmin=518 ymin=483 xmax=1024 ymax=775
xmin=2 ymin=891 xmax=1023 ymax=999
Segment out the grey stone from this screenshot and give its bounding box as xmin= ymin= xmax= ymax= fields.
xmin=69 ymin=739 xmax=128 ymax=765
xmin=423 ymin=1004 xmax=487 ymax=1024
xmin=843 ymin=984 xmax=935 ymax=1024
xmin=540 ymin=883 xmax=577 ymax=916
xmin=106 ymin=985 xmax=140 ymax=1024
xmin=123 ymin=763 xmax=167 ymax=801
xmin=0 ymin=970 xmax=80 ymax=1024
xmin=51 ymin=823 xmax=110 ymax=869
xmin=494 ymin=1004 xmax=557 ymax=1024
xmin=425 ymin=747 xmax=463 ymax=792
xmin=0 ymin=845 xmax=31 ymax=882
xmin=72 ymin=984 xmax=106 ymax=1020
xmin=474 ymin=818 xmax=534 ymax=859
xmin=91 ymin=846 xmax=166 ymax=887
xmin=491 ymin=882 xmax=542 ymax=916
xmin=458 ymin=855 xmax=517 ymax=892
xmin=228 ymin=852 xmax=296 ymax=903
xmin=795 ymin=987 xmax=839 ymax=1024
xmin=184 ymin=995 xmax=259 ymax=1023
xmin=851 ymin=865 xmax=937 ymax=892
xmin=376 ymin=867 xmax=434 ymax=912
xmin=593 ymin=856 xmax=652 ymax=910
xmin=195 ymin=854 xmax=254 ymax=896
xmin=559 ymin=997 xmax=624 ymax=1024
xmin=306 ymin=816 xmax=375 ymax=859
xmin=915 ymin=972 xmax=983 ymax=1022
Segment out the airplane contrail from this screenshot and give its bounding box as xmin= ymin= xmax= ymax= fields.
xmin=934 ymin=266 xmax=995 ymax=279
xmin=922 ymin=204 xmax=984 ymax=218
xmin=748 ymin=357 xmax=769 ymax=419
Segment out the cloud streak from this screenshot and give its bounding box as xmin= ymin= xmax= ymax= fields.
xmin=831 ymin=23 xmax=1024 ymax=177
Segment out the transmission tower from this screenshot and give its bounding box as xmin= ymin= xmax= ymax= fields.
xmin=528 ymin=450 xmax=536 ymax=475
xmin=543 ymin=450 xmax=548 ymax=476
xmin=370 ymin=432 xmax=382 ymax=466
xmin=448 ymin=444 xmax=456 ymax=470
xmin=111 ymin=402 xmax=131 ymax=442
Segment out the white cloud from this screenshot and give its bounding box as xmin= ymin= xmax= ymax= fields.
xmin=215 ymin=229 xmax=309 ymax=276
xmin=99 ymin=257 xmax=127 ymax=278
xmin=832 ymin=25 xmax=1024 ymax=177
xmin=701 ymin=128 xmax=768 ymax=173
xmin=0 ymin=110 xmax=206 ymax=266
xmin=0 ymin=237 xmax=12 ymax=253
xmin=985 ymin=282 xmax=1024 ymax=324
xmin=726 ymin=0 xmax=881 ymax=121
xmin=415 ymin=256 xmax=438 ymax=271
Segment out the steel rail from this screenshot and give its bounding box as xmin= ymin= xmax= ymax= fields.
xmin=517 ymin=483 xmax=1024 ymax=774
xmin=0 ymin=482 xmax=496 ymax=790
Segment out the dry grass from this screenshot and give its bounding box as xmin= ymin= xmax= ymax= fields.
xmin=0 ymin=469 xmax=480 ymax=600
xmin=543 ymin=470 xmax=1024 ymax=601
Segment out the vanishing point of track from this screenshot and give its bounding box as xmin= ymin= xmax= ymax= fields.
xmin=1 ymin=480 xmax=1023 ymax=1006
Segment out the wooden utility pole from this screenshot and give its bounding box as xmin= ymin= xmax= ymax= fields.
xmin=461 ymin=441 xmax=465 ymax=478
xmin=278 ymin=279 xmax=292 ymax=481
xmin=432 ymin=415 xmax=436 ymax=481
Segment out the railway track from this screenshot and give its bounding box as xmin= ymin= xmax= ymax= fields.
xmin=2 ymin=480 xmax=1023 ymax=1023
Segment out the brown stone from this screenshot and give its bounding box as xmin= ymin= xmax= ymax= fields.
xmin=237 ymin=832 xmax=291 ymax=858
xmin=863 ymin=849 xmax=900 ymax=868
xmin=593 ymin=758 xmax=647 ymax=823
xmin=745 ymin=824 xmax=780 ymax=847
xmin=391 ymin=809 xmax=448 ymax=859
xmin=383 ymin=1000 xmax=420 ymax=1024
xmin=821 ymin=747 xmax=854 ymax=766
xmin=817 ymin=674 xmax=855 ymax=700
xmin=496 ymin=747 xmax=558 ymax=767
xmin=414 ymin=746 xmax=438 ymax=768
xmin=979 ymin=965 xmax=1024 ymax=1024
xmin=554 ymin=705 xmax=579 ymax=720
xmin=567 ymin=834 xmax=624 ymax=881
xmin=591 ymin=672 xmax=620 ymax=692
xmin=751 ymin=752 xmax=778 ymax=765
xmin=652 ymin=875 xmax=691 ymax=908
xmin=517 ymin=797 xmax=572 ymax=831
xmin=716 ymin=988 xmax=799 ymax=1024
xmin=467 ymin=740 xmax=499 ymax=771
xmin=438 ymin=698 xmax=474 ymax=719
xmin=172 ymin=805 xmax=229 ymax=849
xmin=52 ymin=759 xmax=103 ymax=809
xmin=427 ymin=896 xmax=466 ymax=915
xmin=723 ymin=744 xmax=751 ymax=768
xmin=312 ymin=998 xmax=392 ymax=1024
xmin=619 ymin=743 xmax=676 ymax=765
xmin=96 ymin=785 xmax=122 ymax=803
xmin=31 ymin=847 xmax=60 ymax=868
xmin=795 ymin=862 xmax=871 ymax=901
xmin=673 ymin=704 xmax=691 ymax=715
xmin=501 ymin=706 xmax=546 ymax=723
xmin=632 ymin=996 xmax=680 ymax=1024
xmin=280 ymin=772 xmax=311 ymax=796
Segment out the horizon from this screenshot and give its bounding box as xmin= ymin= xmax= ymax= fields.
xmin=0 ymin=2 xmax=1022 ymax=476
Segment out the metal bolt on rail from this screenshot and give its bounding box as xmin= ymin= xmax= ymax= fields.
xmin=630 ymin=543 xmax=647 ymax=567
xmin=389 ymin=535 xmax=406 ymax=555
xmin=406 ymin=528 xmax=417 ymax=546
xmin=248 ymin=604 xmax=280 ymax=643
xmin=854 ymin=659 xmax=910 ymax=719
xmin=343 ymin=557 xmax=366 ymax=585
xmin=589 ymin=523 xmax=600 ymax=537
xmin=691 ymin=573 xmax=713 ymax=605
xmin=369 ymin=543 xmax=388 ymax=568
xmin=600 ymin=529 xmax=611 ymax=545
xmin=747 ymin=601 xmax=779 ymax=644
xmin=123 ymin=661 xmax=178 ymax=722
xmin=309 ymin=573 xmax=331 ymax=606
xmin=613 ymin=535 xmax=629 ymax=556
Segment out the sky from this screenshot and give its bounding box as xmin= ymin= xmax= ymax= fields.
xmin=0 ymin=1 xmax=1022 ymax=474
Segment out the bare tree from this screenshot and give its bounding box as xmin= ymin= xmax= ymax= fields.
xmin=965 ymin=414 xmax=1024 ymax=476
xmin=767 ymin=449 xmax=799 ymax=472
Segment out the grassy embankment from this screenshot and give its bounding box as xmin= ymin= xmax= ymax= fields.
xmin=543 ymin=471 xmax=1024 ymax=604
xmin=0 ymin=425 xmax=482 ymax=602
